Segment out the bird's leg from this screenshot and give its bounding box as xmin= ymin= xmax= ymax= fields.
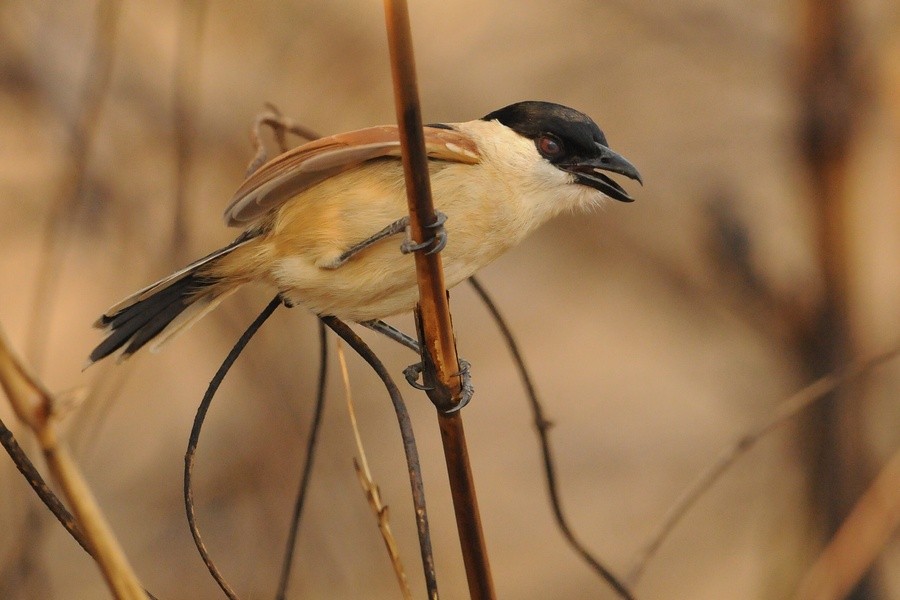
xmin=400 ymin=211 xmax=448 ymax=256
xmin=321 ymin=210 xmax=449 ymax=270
xmin=320 ymin=217 xmax=411 ymax=269
xmin=361 ymin=320 xmax=420 ymax=352
xmin=362 ymin=319 xmax=474 ymax=412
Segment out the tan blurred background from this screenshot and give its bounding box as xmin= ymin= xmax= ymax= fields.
xmin=1 ymin=0 xmax=899 ymax=598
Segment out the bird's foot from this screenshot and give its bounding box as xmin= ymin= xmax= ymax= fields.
xmin=401 ymin=211 xmax=448 ymax=256
xmin=403 ymin=358 xmax=473 ymax=413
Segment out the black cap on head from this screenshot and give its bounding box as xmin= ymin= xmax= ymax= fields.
xmin=483 ymin=101 xmax=610 ymax=153
xmin=483 ymin=101 xmax=642 ymax=202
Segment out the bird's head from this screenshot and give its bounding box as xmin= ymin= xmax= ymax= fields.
xmin=482 ymin=101 xmax=642 ymax=203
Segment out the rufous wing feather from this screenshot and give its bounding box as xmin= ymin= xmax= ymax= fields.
xmin=224 ymin=125 xmax=481 ymax=226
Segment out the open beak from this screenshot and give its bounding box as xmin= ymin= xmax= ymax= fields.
xmin=563 ymin=143 xmax=643 ymax=203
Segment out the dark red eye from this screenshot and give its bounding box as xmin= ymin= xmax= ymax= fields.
xmin=537 ymin=134 xmax=563 ymax=158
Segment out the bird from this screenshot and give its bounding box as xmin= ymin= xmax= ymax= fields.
xmin=88 ymin=101 xmax=641 ymax=365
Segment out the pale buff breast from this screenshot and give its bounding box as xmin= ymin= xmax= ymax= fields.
xmin=247 ymin=158 xmax=532 ymax=320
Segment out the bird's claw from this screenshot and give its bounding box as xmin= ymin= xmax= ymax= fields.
xmin=448 ymin=360 xmax=474 ymax=413
xmin=403 ymin=363 xmax=432 ymax=391
xmin=403 ymin=358 xmax=474 ymax=413
xmin=401 ymin=211 xmax=448 ymax=256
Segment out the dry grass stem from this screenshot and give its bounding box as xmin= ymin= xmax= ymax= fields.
xmin=322 ymin=317 xmax=437 ymax=597
xmin=793 ymin=447 xmax=900 ymax=600
xmin=0 ymin=327 xmax=145 ymax=599
xmin=336 ymin=340 xmax=412 ymax=600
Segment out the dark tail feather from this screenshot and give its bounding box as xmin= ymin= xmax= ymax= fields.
xmin=88 ymin=274 xmax=220 ymax=364
xmin=88 ymin=232 xmax=259 ymax=365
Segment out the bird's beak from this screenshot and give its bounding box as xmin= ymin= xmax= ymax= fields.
xmin=563 ymin=143 xmax=643 ymax=203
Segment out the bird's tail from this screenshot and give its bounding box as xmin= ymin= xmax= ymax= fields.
xmin=88 ymin=234 xmax=257 ymax=365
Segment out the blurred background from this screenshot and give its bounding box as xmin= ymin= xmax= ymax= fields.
xmin=1 ymin=0 xmax=899 ymax=598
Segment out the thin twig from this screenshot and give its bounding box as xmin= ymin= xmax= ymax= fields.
xmin=0 ymin=416 xmax=160 ymax=600
xmin=246 ymin=105 xmax=320 ymax=177
xmin=320 ymin=316 xmax=438 ymax=599
xmin=184 ymin=296 xmax=282 ymax=600
xmin=275 ymin=320 xmax=328 ymax=600
xmin=467 ymin=276 xmax=636 ymax=600
xmin=627 ymin=343 xmax=900 ymax=584
xmin=336 ymin=339 xmax=412 ymax=599
xmin=0 ymin=327 xmax=146 ymax=599
xmin=0 ymin=415 xmax=90 ymax=554
xmin=25 ymin=0 xmax=122 ymax=373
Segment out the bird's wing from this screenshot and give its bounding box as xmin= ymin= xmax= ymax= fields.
xmin=224 ymin=125 xmax=481 ymax=226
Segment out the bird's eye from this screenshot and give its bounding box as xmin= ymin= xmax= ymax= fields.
xmin=537 ymin=134 xmax=564 ymax=159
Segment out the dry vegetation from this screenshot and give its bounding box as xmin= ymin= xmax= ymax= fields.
xmin=1 ymin=1 xmax=899 ymax=598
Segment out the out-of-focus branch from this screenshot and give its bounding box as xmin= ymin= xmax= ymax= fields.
xmin=627 ymin=343 xmax=900 ymax=584
xmin=171 ymin=0 xmax=208 ymax=264
xmin=793 ymin=447 xmax=900 ymax=600
xmin=796 ymin=2 xmax=874 ymax=596
xmin=0 ymin=327 xmax=145 ymax=599
xmin=25 ymin=0 xmax=122 ymax=373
